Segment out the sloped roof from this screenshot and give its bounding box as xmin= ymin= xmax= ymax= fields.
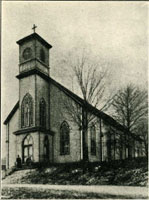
xmin=50 ymin=78 xmax=143 ymax=141
xmin=16 ymin=69 xmax=128 ymax=132
xmin=5 ymin=69 xmax=142 ymax=141
xmin=50 ymin=77 xmax=128 ymax=133
xmin=16 ymin=33 xmax=52 ymax=49
xmin=4 ymin=101 xmax=19 ymax=125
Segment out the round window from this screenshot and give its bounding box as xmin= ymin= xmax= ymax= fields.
xmin=23 ymin=48 xmax=32 ymax=60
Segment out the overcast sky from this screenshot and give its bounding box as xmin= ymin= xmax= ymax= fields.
xmin=1 ymin=2 xmax=148 ymax=157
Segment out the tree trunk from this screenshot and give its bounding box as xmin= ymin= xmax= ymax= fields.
xmin=82 ymin=108 xmax=88 ymax=162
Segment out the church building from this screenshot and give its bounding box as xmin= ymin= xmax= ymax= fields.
xmin=4 ymin=30 xmax=143 ymax=169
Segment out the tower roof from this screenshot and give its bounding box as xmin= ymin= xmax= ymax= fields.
xmin=16 ymin=33 xmax=52 ymax=49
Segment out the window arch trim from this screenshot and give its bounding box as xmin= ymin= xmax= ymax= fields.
xmin=60 ymin=121 xmax=70 ymax=155
xmin=39 ymin=98 xmax=46 ymax=128
xmin=21 ymin=93 xmax=33 ymax=128
xmin=90 ymin=123 xmax=96 ymax=156
xmin=22 ymin=134 xmax=34 ymax=163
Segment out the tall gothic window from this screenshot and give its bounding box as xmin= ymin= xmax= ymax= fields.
xmin=107 ymin=132 xmax=112 ymax=161
xmin=44 ymin=135 xmax=49 ymax=160
xmin=40 ymin=48 xmax=45 ymax=63
xmin=22 ymin=134 xmax=33 ymax=163
xmin=21 ymin=93 xmax=33 ymax=128
xmin=60 ymin=121 xmax=70 ymax=155
xmin=39 ymin=98 xmax=46 ymax=128
xmin=90 ymin=124 xmax=96 ymax=155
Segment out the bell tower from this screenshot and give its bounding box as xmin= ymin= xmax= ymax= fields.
xmin=17 ymin=25 xmax=52 ymax=76
xmin=15 ymin=27 xmax=53 ymax=163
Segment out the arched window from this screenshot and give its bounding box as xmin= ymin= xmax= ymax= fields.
xmin=22 ymin=135 xmax=33 ymax=163
xmin=60 ymin=121 xmax=70 ymax=155
xmin=107 ymin=132 xmax=112 ymax=161
xmin=44 ymin=136 xmax=49 ymax=160
xmin=39 ymin=98 xmax=46 ymax=128
xmin=21 ymin=93 xmax=33 ymax=128
xmin=90 ymin=124 xmax=96 ymax=155
xmin=40 ymin=48 xmax=45 ymax=63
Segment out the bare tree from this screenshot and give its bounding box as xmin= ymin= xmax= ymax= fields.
xmin=61 ymin=53 xmax=113 ymax=162
xmin=110 ymin=84 xmax=147 ymax=158
xmin=73 ymin=57 xmax=106 ymax=107
xmin=111 ymin=84 xmax=147 ymax=132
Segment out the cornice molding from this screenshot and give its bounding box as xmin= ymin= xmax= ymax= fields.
xmin=19 ymin=58 xmax=49 ymax=69
xmin=16 ymin=69 xmax=50 ymax=82
xmin=13 ymin=127 xmax=53 ymax=135
xmin=16 ymin=33 xmax=52 ymax=49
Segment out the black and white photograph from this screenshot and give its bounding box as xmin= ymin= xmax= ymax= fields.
xmin=1 ymin=1 xmax=148 ymax=199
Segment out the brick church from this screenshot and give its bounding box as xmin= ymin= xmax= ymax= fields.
xmin=4 ymin=30 xmax=143 ymax=169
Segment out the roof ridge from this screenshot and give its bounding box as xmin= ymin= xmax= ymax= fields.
xmin=49 ymin=77 xmax=127 ymax=132
xmin=4 ymin=72 xmax=141 ymax=140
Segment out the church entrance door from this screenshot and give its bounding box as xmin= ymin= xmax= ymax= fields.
xmin=22 ymin=135 xmax=33 ymax=163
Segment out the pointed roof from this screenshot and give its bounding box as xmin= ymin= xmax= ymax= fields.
xmin=16 ymin=33 xmax=52 ymax=49
xmin=15 ymin=69 xmax=127 ymax=132
xmin=3 ymin=73 xmax=142 ymax=141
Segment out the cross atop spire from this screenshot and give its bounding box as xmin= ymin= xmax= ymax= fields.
xmin=32 ymin=24 xmax=37 ymax=33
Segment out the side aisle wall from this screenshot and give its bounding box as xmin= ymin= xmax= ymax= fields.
xmin=6 ymin=109 xmax=19 ymax=169
xmin=50 ymin=83 xmax=82 ymax=163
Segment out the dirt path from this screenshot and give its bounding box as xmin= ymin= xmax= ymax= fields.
xmin=2 ymin=183 xmax=148 ymax=199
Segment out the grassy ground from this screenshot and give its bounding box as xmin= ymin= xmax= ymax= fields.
xmin=1 ymin=187 xmax=147 ymax=199
xmin=3 ymin=157 xmax=148 ymax=186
